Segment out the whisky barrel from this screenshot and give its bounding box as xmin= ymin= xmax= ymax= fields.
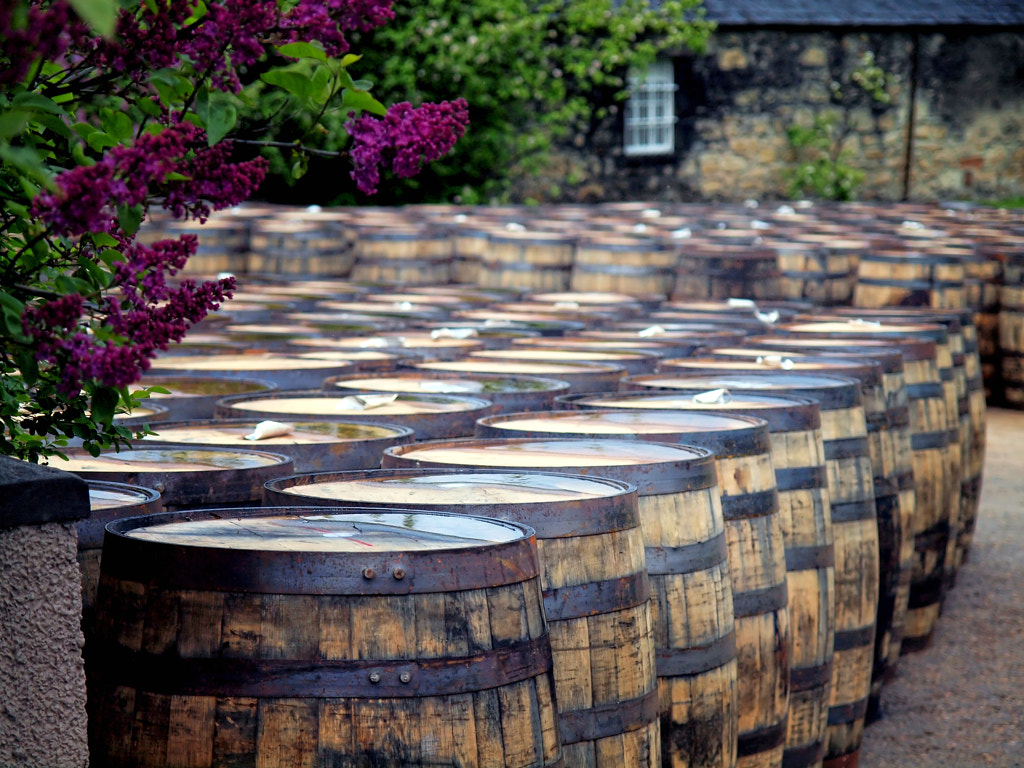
xmin=557 ymin=390 xmax=833 ymax=768
xmin=52 ymin=446 xmax=294 ymax=511
xmin=409 ymin=358 xmax=625 ymax=394
xmin=569 ymin=235 xmax=678 ymax=296
xmin=768 ymin=239 xmax=857 ymax=306
xmin=292 ymin=332 xmax=485 ymax=362
xmin=140 ymin=419 xmax=414 ymax=473
xmin=265 ymin=469 xmax=661 ymax=767
xmin=474 ymin=409 xmax=789 ymax=768
xmin=480 ymin=230 xmax=576 ymax=292
xmin=146 ymin=353 xmax=357 ymax=391
xmin=616 ymin=370 xmax=878 ymax=768
xmin=88 ymin=507 xmax=562 ymax=768
xmin=78 ymin=481 xmax=162 ymax=634
xmin=213 ymin=391 xmax=498 ymax=440
xmin=853 ymin=248 xmax=966 ymax=310
xmin=133 ymin=376 xmax=278 ymax=421
xmin=379 ymin=438 xmax=739 ymax=768
xmin=248 ymin=218 xmax=354 ymax=276
xmin=349 ymin=225 xmax=453 ymax=284
xmin=321 ymin=371 xmax=571 ymax=413
xmin=166 ymin=217 xmax=249 ymax=275
xmin=468 ymin=348 xmax=661 ymax=376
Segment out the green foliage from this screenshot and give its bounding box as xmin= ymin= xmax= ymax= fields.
xmin=247 ymin=0 xmax=714 ymax=204
xmin=785 ymin=50 xmax=898 ymax=201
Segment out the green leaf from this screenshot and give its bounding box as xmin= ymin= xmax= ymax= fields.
xmin=351 ymin=79 xmax=374 ymax=91
xmin=260 ymin=70 xmax=315 ymax=100
xmin=91 ymin=385 xmax=120 ymax=424
xmin=86 ymin=130 xmax=119 ymax=152
xmin=0 ymin=111 xmax=30 ymax=140
xmin=72 ymin=122 xmax=98 ymax=140
xmin=276 ymin=42 xmax=328 ymax=63
xmin=340 ymin=54 xmax=362 ymax=67
xmin=98 ymin=248 xmax=125 ymax=269
xmin=100 ymin=109 xmax=134 ymax=141
xmin=12 ymin=92 xmax=67 ymax=116
xmin=68 ymin=0 xmax=118 ymax=38
xmin=0 ymin=145 xmax=51 ymax=186
xmin=117 ymin=204 xmax=144 ymax=236
xmin=340 ymin=89 xmax=387 ymax=117
xmin=205 ymin=103 xmax=236 ymax=145
xmin=14 ymin=351 xmax=38 ymax=386
xmin=54 ymin=275 xmax=94 ymax=296
xmin=0 ymin=292 xmax=25 ymax=316
xmin=92 ymin=232 xmax=119 ymax=247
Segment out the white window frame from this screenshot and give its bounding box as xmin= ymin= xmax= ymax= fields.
xmin=624 ymin=59 xmax=678 ymax=157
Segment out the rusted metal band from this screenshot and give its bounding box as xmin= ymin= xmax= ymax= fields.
xmin=78 ymin=482 xmax=162 ymax=548
xmin=483 ymin=260 xmax=569 ymax=273
xmin=827 ymin=697 xmax=869 ymax=725
xmin=958 ymin=398 xmax=969 ymax=416
xmin=542 ymin=570 xmax=651 ymax=622
xmin=908 ymin=576 xmax=944 ymax=609
xmin=823 ymin=437 xmax=870 ymax=461
xmin=911 ymin=430 xmax=949 ymax=451
xmin=939 ymin=367 xmax=954 ymax=382
xmin=645 ymin=531 xmax=728 ymax=576
xmin=790 ymin=660 xmax=834 ymax=692
xmin=574 ymin=262 xmax=672 ymax=276
xmin=855 ymin=276 xmax=963 ymax=289
xmin=737 ymin=716 xmax=788 ymax=757
xmin=90 ymin=634 xmax=552 ymax=698
xmin=775 ymin=465 xmax=828 ymax=492
xmin=898 ymin=471 xmax=915 ymax=491
xmin=732 ymin=582 xmax=788 ymax=618
xmin=785 ymin=544 xmax=835 ymax=572
xmin=720 ymin=489 xmax=779 ymax=521
xmin=822 ymin=748 xmax=862 ymax=768
xmin=101 ymin=508 xmax=540 ymax=595
xmin=888 ymin=406 xmax=911 ymax=427
xmin=782 ymin=740 xmax=826 ymax=768
xmin=656 ymin=630 xmax=737 ymax=677
xmin=914 ymin=520 xmax=951 ymax=553
xmin=906 ymin=382 xmax=945 ymax=399
xmin=829 ymin=499 xmax=877 ymax=523
xmin=557 ymin=687 xmax=659 ymax=745
xmin=835 ymin=624 xmax=876 ymax=651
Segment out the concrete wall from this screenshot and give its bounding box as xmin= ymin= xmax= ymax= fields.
xmin=519 ymin=29 xmax=1024 ymax=203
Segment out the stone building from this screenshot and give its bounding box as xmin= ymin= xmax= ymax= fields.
xmin=532 ymin=0 xmax=1024 ymax=203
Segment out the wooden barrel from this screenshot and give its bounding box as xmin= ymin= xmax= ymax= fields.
xmin=140 ymin=418 xmax=415 ymax=473
xmin=265 ymin=468 xmax=661 ymax=767
xmin=166 ymin=217 xmax=249 ymax=275
xmin=964 ymin=243 xmax=1003 ymax=399
xmin=468 ymin=348 xmax=661 ymax=376
xmin=853 ymin=248 xmax=966 ymax=310
xmin=999 ymin=281 xmax=1024 ymax=407
xmin=743 ymin=337 xmax=918 ymax=700
xmin=616 ymin=371 xmax=878 ymax=768
xmin=111 ymin=402 xmax=170 ymax=429
xmin=321 ymin=371 xmax=571 ymax=413
xmin=786 ymin=234 xmax=868 ymax=305
xmin=673 ymin=244 xmax=783 ymax=301
xmin=529 ymin=291 xmax=655 ymax=314
xmin=134 ymin=376 xmax=278 ymax=421
xmin=378 ymin=438 xmax=739 ymax=768
xmin=288 ymin=332 xmax=485 ymax=362
xmin=474 ymin=409 xmax=790 ymax=768
xmin=569 ymin=236 xmax=678 ymax=296
xmin=88 ymin=507 xmax=562 ymax=768
xmin=768 ymin=239 xmax=857 ymax=306
xmin=147 ymin=353 xmax=357 ymax=391
xmin=771 ymin=323 xmax=952 ymax=655
xmin=79 ymin=481 xmax=162 ymax=634
xmin=480 ymin=231 xmax=577 ymax=292
xmin=52 ymin=446 xmax=294 ymax=511
xmin=410 ymin=358 xmax=625 ymax=394
xmin=349 ymin=225 xmax=453 ymax=284
xmin=213 ymin=391 xmax=497 ymax=440
xmin=557 ymin=391 xmax=834 ymax=768
xmin=248 ymin=218 xmax=355 ymax=276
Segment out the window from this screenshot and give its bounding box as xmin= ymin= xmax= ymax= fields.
xmin=624 ymin=59 xmax=677 ymax=156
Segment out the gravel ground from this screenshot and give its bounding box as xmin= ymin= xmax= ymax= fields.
xmin=859 ymin=407 xmax=1024 ymax=768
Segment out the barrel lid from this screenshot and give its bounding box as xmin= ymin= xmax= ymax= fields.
xmin=306 ymin=334 xmax=482 ymax=350
xmin=779 ymin=320 xmax=949 ymax=343
xmin=143 ymin=419 xmax=412 ymax=446
xmin=135 ymin=376 xmax=276 ymax=398
xmin=223 ymin=324 xmax=323 ymax=337
xmin=122 ymin=510 xmax=526 ymax=552
xmin=326 ymin=374 xmax=568 ymax=395
xmin=55 ymin=447 xmax=290 ymax=473
xmin=627 ymin=371 xmax=861 ymax=410
xmin=150 ymin=354 xmax=354 ymax=372
xmin=530 ymin=292 xmax=645 ymax=305
xmin=88 ymin=481 xmax=161 ymax=511
xmin=387 ymin=437 xmax=709 ymax=467
xmin=219 ymin=393 xmax=493 ymax=416
xmin=476 ymin=409 xmax=770 ymax=457
xmin=275 ymin=471 xmax=625 ymax=506
xmin=415 ymin=359 xmax=621 ymax=376
xmin=470 ymin=349 xmax=655 ymax=363
xmin=702 ymin=350 xmax=883 ymax=384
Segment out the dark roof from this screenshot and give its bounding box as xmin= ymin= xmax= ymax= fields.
xmin=699 ymin=0 xmax=1024 ymax=27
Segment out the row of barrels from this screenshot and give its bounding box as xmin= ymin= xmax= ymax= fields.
xmin=148 ymin=200 xmax=1024 ymax=405
xmin=57 ymin=279 xmax=986 ymax=768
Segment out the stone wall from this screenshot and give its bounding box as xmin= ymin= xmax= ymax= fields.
xmin=520 ymin=29 xmax=1024 ymax=203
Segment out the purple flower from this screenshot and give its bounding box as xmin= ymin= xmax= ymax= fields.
xmin=346 ymin=98 xmax=469 ymax=194
xmin=0 ymin=1 xmax=80 ymax=86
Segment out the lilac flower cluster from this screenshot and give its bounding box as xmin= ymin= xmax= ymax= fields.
xmin=33 ymin=122 xmax=268 ymax=236
xmin=96 ymin=0 xmax=394 ymax=91
xmin=346 ymin=98 xmax=470 ymax=194
xmin=0 ymin=1 xmax=82 ymax=86
xmin=22 ymin=234 xmax=234 ymax=396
